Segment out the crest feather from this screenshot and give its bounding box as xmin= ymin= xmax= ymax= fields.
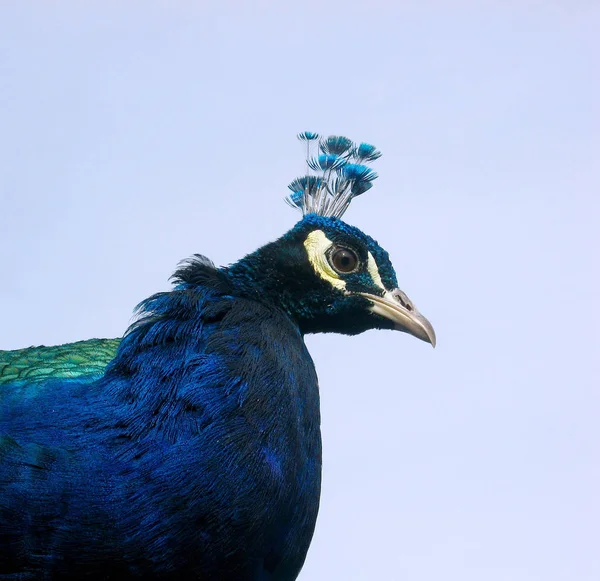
xmin=285 ymin=132 xmax=381 ymax=218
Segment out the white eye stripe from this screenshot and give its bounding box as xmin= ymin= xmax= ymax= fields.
xmin=367 ymin=252 xmax=386 ymax=291
xmin=304 ymin=230 xmax=346 ymax=290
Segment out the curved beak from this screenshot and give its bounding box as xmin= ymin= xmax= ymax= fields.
xmin=359 ymin=289 xmax=436 ymax=347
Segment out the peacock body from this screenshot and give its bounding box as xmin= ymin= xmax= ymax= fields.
xmin=0 ymin=133 xmax=435 ymax=580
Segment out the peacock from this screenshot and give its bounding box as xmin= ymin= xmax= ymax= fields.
xmin=0 ymin=132 xmax=435 ymax=580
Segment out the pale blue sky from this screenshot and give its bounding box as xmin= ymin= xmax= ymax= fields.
xmin=1 ymin=2 xmax=598 ymax=579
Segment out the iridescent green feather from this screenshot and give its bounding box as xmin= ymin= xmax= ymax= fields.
xmin=0 ymin=338 xmax=121 ymax=388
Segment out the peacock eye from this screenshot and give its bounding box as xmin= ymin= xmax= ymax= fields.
xmin=329 ymin=247 xmax=359 ymax=274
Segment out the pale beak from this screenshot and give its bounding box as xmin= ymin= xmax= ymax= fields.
xmin=358 ymin=288 xmax=436 ymax=347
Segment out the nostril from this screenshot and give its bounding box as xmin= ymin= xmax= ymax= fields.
xmin=392 ymin=289 xmax=414 ymax=311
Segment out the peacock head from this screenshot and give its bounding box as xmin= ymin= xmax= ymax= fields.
xmin=225 ymin=133 xmax=436 ymax=345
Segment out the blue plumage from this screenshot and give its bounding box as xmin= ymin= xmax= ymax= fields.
xmin=2 ymin=270 xmax=320 ymax=580
xmin=0 ymin=134 xmax=436 ymax=580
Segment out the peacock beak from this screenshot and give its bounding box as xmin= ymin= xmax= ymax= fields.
xmin=359 ymin=289 xmax=436 ymax=347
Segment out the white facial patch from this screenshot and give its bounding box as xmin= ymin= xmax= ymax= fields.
xmin=303 ymin=230 xmax=346 ymax=290
xmin=366 ymin=251 xmax=386 ymax=292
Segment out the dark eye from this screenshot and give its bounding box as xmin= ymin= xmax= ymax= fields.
xmin=330 ymin=247 xmax=359 ymax=273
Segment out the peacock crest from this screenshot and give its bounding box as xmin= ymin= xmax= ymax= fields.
xmin=286 ymin=132 xmax=382 ymax=219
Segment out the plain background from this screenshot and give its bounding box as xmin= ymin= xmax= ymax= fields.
xmin=1 ymin=2 xmax=598 ymax=580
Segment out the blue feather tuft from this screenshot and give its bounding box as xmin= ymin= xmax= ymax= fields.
xmin=297 ymin=131 xmax=320 ymax=141
xmin=320 ymin=136 xmax=354 ymax=156
xmin=355 ymin=142 xmax=382 ymax=162
xmin=342 ymin=164 xmax=378 ymax=182
xmin=288 ymin=191 xmax=304 ymax=208
xmin=288 ymin=176 xmax=322 ymax=194
xmin=351 ymin=180 xmax=373 ymax=196
xmin=307 ymin=155 xmax=347 ymax=171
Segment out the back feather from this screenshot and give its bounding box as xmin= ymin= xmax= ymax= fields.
xmin=0 ymin=338 xmax=120 ymax=389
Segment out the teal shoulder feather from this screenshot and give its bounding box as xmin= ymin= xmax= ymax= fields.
xmin=0 ymin=338 xmax=120 ymax=387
